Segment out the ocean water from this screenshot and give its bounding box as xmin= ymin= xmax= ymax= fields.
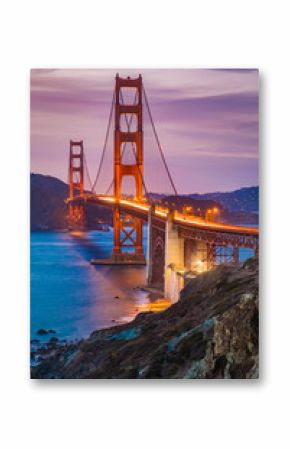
xmin=30 ymin=226 xmax=255 ymax=342
xmin=238 ymin=223 xmax=257 ymax=262
xmin=30 ymin=229 xmax=152 ymax=342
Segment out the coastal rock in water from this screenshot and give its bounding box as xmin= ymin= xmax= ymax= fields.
xmin=36 ymin=328 xmax=56 ymax=336
xmin=49 ymin=337 xmax=59 ymax=343
xmin=30 ymin=339 xmax=40 ymax=344
xmin=31 ymin=257 xmax=259 ymax=379
xmin=37 ymin=329 xmax=48 ymax=335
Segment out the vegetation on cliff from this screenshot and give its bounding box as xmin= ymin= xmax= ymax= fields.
xmin=31 ymin=257 xmax=259 ymax=379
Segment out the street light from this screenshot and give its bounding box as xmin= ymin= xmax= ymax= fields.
xmin=206 ymin=208 xmax=213 ymax=221
xmin=183 ymin=205 xmax=193 ymax=215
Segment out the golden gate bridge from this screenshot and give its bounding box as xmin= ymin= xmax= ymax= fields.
xmin=66 ymin=74 xmax=259 ymax=302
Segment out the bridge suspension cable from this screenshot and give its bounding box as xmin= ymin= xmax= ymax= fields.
xmin=95 ymin=80 xmax=178 ymax=199
xmin=91 ymin=88 xmax=115 ymax=193
xmin=104 ymin=177 xmax=114 ymax=195
xmin=83 ymin=152 xmax=93 ymax=191
xmin=142 ymin=85 xmax=178 ymax=196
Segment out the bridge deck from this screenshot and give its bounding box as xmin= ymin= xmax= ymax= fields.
xmin=69 ymin=194 xmax=259 ymax=237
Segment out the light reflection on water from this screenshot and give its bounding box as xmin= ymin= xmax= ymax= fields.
xmin=30 ymin=229 xmax=158 ymax=342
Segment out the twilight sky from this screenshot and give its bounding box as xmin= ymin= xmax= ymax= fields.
xmin=30 ymin=69 xmax=259 ymax=194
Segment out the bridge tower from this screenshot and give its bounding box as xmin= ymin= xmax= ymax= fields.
xmin=68 ymin=140 xmax=84 ymax=229
xmin=112 ymin=74 xmax=145 ymax=262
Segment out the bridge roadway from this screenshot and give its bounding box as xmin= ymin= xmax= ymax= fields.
xmin=70 ymin=193 xmax=259 ymax=238
xmin=70 ymin=193 xmax=259 ymax=302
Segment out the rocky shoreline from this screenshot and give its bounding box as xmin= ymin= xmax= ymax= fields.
xmin=31 ymin=257 xmax=259 ymax=379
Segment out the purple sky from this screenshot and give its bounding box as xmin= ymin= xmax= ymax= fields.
xmin=30 ymin=69 xmax=259 ymax=194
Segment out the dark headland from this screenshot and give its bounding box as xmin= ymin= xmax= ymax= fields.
xmin=31 ymin=257 xmax=259 ymax=379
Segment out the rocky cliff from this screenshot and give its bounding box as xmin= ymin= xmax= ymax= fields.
xmin=31 ymin=257 xmax=259 ymax=379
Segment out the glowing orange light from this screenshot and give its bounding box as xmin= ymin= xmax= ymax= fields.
xmin=79 ymin=194 xmax=258 ymax=236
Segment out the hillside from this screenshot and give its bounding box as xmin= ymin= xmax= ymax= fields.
xmin=30 ymin=173 xmax=68 ymax=230
xmin=31 ymin=257 xmax=259 ymax=379
xmin=30 ymin=173 xmax=112 ymax=230
xmin=188 ymin=186 xmax=259 ymax=213
xmin=160 ymin=194 xmax=258 ymax=224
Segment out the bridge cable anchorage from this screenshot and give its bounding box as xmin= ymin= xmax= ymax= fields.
xmin=119 ymin=89 xmax=150 ymax=202
xmin=91 ymin=88 xmax=116 ymax=193
xmin=142 ymin=85 xmax=178 ymax=196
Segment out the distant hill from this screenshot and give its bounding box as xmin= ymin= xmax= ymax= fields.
xmin=31 ymin=174 xmax=68 ymax=230
xmin=159 ymin=192 xmax=258 ymax=225
xmin=160 ymin=195 xmax=221 ymax=214
xmin=188 ymin=186 xmax=259 ymax=213
xmin=30 ymin=173 xmax=112 ymax=230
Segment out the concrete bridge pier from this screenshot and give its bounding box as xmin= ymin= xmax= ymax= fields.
xmin=184 ymin=239 xmax=209 ymax=272
xmin=164 ymin=212 xmax=185 ymax=303
xmin=147 ymin=211 xmax=214 ymax=303
xmin=146 ymin=205 xmax=167 ymax=289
